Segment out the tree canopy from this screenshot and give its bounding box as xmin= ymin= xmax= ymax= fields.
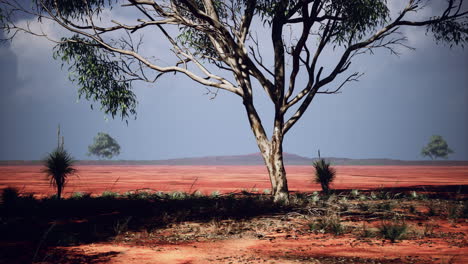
xmin=88 ymin=132 xmax=121 ymax=159
xmin=421 ymin=135 xmax=454 ymax=160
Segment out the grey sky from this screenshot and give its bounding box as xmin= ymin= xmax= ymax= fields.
xmin=0 ymin=2 xmax=467 ymax=161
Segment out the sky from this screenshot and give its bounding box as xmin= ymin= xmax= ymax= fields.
xmin=0 ymin=1 xmax=467 ymax=161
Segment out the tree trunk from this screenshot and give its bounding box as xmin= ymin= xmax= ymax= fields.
xmin=57 ymin=185 xmax=62 ymax=200
xmin=265 ymin=142 xmax=289 ymax=204
xmin=242 ymin=95 xmax=290 ymax=204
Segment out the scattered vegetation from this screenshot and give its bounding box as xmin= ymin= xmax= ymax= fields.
xmin=1 ymin=186 xmax=466 ymax=263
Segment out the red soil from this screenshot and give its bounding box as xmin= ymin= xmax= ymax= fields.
xmin=1 ymin=165 xmax=467 ymax=196
xmin=2 ymin=165 xmax=467 ymax=263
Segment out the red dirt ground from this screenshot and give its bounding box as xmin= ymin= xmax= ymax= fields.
xmin=0 ymin=165 xmax=467 ymax=197
xmin=2 ymin=165 xmax=468 ymax=263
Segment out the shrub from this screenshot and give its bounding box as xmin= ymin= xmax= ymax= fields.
xmin=310 ymin=194 xmax=320 ymax=204
xmin=313 ymin=159 xmax=336 ymax=194
xmin=447 ymin=202 xmax=460 ymax=220
xmin=409 ymin=191 xmax=418 ymax=200
xmin=350 ymin=189 xmax=359 ymax=198
xmin=427 ymin=201 xmax=439 ymax=216
xmin=113 ymin=216 xmax=132 ymax=236
xmin=463 ymin=201 xmax=468 ymax=218
xmin=309 ymin=213 xmax=346 ymax=235
xmin=170 ymin=191 xmax=187 ymax=200
xmin=136 ymin=191 xmax=151 ymax=200
xmin=192 ymin=190 xmax=204 ymax=197
xmin=70 ymin=192 xmax=90 ymax=199
xmin=101 ymin=191 xmax=119 ymax=198
xmin=379 ymin=221 xmax=408 ymax=243
xmin=2 ymin=187 xmax=19 ymax=204
xmin=358 ymin=203 xmax=371 ymax=212
xmin=376 ymin=201 xmax=394 ymax=211
xmin=42 ymin=147 xmax=77 ymax=199
xmin=360 ymin=223 xmax=375 ymax=238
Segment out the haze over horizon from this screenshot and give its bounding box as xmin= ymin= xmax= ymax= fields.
xmin=1 ymin=1 xmax=467 ymax=161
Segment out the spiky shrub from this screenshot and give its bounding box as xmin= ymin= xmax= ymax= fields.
xmin=42 ymin=147 xmax=77 ymax=199
xmin=379 ymin=221 xmax=408 ymax=243
xmin=313 ymin=159 xmax=336 ymax=194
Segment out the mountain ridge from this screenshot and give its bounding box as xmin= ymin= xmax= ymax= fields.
xmin=2 ymin=152 xmax=468 ymax=166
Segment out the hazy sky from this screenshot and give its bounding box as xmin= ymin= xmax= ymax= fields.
xmin=0 ymin=1 xmax=467 ymax=161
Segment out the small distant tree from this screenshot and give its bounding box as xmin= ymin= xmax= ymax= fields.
xmin=88 ymin=132 xmax=121 ymax=159
xmin=421 ymin=135 xmax=454 ymax=160
xmin=42 ymin=125 xmax=77 ymax=199
xmin=313 ymin=151 xmax=336 ymax=194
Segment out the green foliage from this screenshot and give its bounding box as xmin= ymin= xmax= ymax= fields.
xmin=88 ymin=132 xmax=121 ymax=159
xmin=323 ymin=0 xmax=389 ymax=44
xmin=313 ymin=159 xmax=336 ymax=194
xmin=42 ymin=147 xmax=77 ymax=199
xmin=429 ymin=16 xmax=468 ymax=47
xmin=101 ymin=191 xmax=119 ymax=199
xmin=210 ymin=190 xmax=221 ymax=198
xmin=37 ymin=0 xmax=115 ymax=21
xmin=379 ymin=221 xmax=408 ymax=243
xmin=70 ymin=192 xmax=90 ymax=200
xmin=350 ymin=189 xmax=360 ymax=197
xmin=53 ymin=35 xmax=137 ymax=121
xmin=421 ymin=135 xmax=454 ymax=160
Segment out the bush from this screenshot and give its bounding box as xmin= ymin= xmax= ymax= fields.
xmin=376 ymin=202 xmax=395 ymax=211
xmin=360 ymin=223 xmax=375 ymax=238
xmin=101 ymin=191 xmax=119 ymax=198
xmin=313 ymin=159 xmax=336 ymax=194
xmin=2 ymin=187 xmax=19 ymax=204
xmin=309 ymin=213 xmax=346 ymax=235
xmin=169 ymin=191 xmax=188 ymax=200
xmin=70 ymin=192 xmax=91 ymax=199
xmin=379 ymin=221 xmax=408 ymax=243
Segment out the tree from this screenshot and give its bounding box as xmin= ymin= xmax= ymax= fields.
xmin=88 ymin=132 xmax=121 ymax=159
xmin=1 ymin=1 xmax=467 ymax=203
xmin=421 ymin=135 xmax=454 ymax=160
xmin=42 ymin=125 xmax=77 ymax=199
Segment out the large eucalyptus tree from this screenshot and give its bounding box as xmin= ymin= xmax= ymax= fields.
xmin=1 ymin=0 xmax=467 ymax=203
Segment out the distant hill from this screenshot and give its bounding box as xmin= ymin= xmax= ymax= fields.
xmin=1 ymin=153 xmax=468 ymax=166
